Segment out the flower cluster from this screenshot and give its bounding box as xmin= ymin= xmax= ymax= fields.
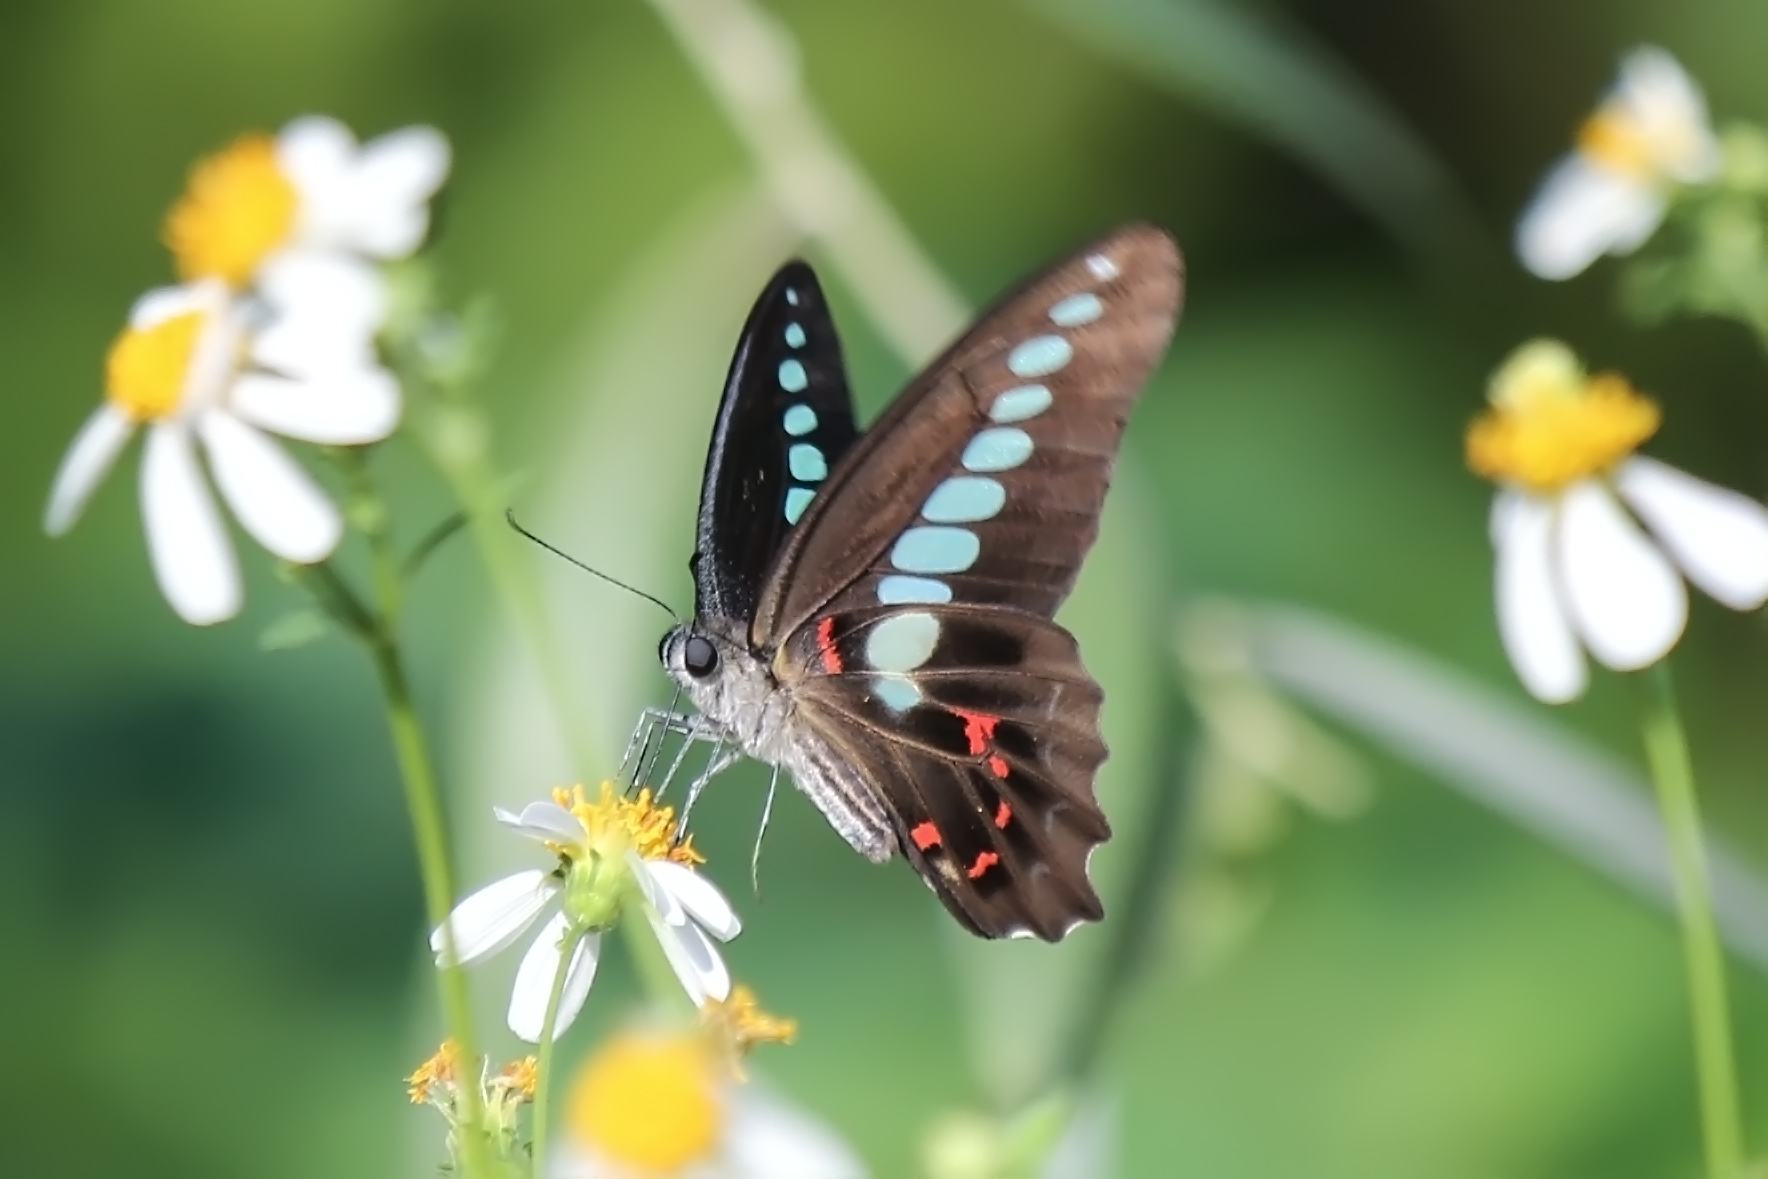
xmin=408 ymin=1039 xmax=539 ymax=1166
xmin=45 ymin=118 xmax=449 ymax=623
xmin=435 ymin=783 xmax=741 ymax=1042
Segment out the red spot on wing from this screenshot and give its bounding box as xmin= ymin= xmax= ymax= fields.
xmin=966 ymin=850 xmax=1001 ymax=880
xmin=952 ymin=708 xmax=1001 ymax=755
xmin=994 ymin=800 xmax=1012 ymax=829
xmin=987 ymin=755 xmax=1010 ymax=779
xmin=816 ymin=616 xmax=843 ymax=674
xmin=910 ymin=821 xmax=941 ymax=851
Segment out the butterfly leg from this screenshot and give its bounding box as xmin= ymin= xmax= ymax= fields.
xmin=751 ymin=761 xmax=780 ymax=896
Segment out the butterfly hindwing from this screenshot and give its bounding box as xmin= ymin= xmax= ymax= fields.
xmin=692 ymin=261 xmax=859 ymax=625
xmin=760 ymin=224 xmax=1184 ymax=939
xmin=781 ymin=604 xmax=1110 ymax=938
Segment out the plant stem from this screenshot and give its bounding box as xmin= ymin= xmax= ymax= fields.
xmin=1637 ymin=665 xmax=1745 ymax=1179
xmin=530 ymin=925 xmax=585 ymax=1178
xmin=622 ymin=900 xmax=695 ymax=1009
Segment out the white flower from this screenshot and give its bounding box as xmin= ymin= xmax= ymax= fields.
xmin=1469 ymin=340 xmax=1768 ymax=702
xmin=43 ymin=280 xmax=399 ymax=624
xmin=1517 ymin=46 xmax=1720 ymax=280
xmin=164 ymin=115 xmax=450 ymax=331
xmin=431 ymin=785 xmax=741 ymax=1043
xmin=554 ymin=1028 xmax=865 ymax=1179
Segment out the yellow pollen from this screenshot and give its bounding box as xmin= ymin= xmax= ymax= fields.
xmin=1466 ymin=340 xmax=1660 ymax=494
xmin=163 ymin=134 xmax=299 ymax=285
xmin=1577 ymin=107 xmax=1658 ymax=179
xmin=105 ymin=310 xmax=207 ymax=421
xmin=551 ymin=782 xmax=706 ymax=866
xmin=499 ymin=1056 xmax=539 ymax=1102
xmin=406 ymin=1039 xmax=461 ymax=1105
xmin=564 ymin=1032 xmax=722 ymax=1171
xmin=703 ymin=985 xmax=797 ymax=1080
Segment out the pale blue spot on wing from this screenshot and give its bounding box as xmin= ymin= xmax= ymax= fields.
xmin=873 ymin=676 xmax=923 ymax=713
xmin=1086 ymin=254 xmax=1119 ymax=280
xmin=779 ymin=359 xmax=808 ymax=393
xmin=784 ymin=487 xmax=814 ymax=524
xmin=1008 ymin=335 xmax=1072 ymax=378
xmin=785 ymin=322 xmax=806 ymax=348
xmin=989 ymin=385 xmax=1052 ymax=424
xmin=785 ymin=287 xmax=801 ymax=306
xmin=783 ymin=404 xmax=818 ymax=436
xmin=921 ymin=476 xmax=1005 ymax=523
xmin=961 ymin=428 xmax=1033 ymax=473
xmin=788 ymin=444 xmax=827 ymax=481
xmin=865 ymin=611 xmax=940 ymax=672
xmin=892 ymin=526 xmax=980 ymax=574
xmin=1049 ymin=292 xmax=1103 ymax=327
xmin=878 ymin=574 xmax=952 ymax=604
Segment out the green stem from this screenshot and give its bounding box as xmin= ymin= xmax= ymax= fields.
xmin=530 ymin=924 xmax=585 ymax=1178
xmin=1637 ymin=665 xmax=1745 ymax=1179
xmin=621 ymin=898 xmax=694 ymax=1009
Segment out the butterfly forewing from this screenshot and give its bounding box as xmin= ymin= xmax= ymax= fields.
xmin=759 ymin=224 xmax=1184 ymax=939
xmin=692 ymin=261 xmax=859 ymax=625
xmin=755 ymin=223 xmax=1182 ymax=642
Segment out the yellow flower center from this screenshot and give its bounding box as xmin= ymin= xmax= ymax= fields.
xmin=552 ymin=782 xmax=706 ymax=866
xmin=406 ymin=1039 xmax=461 ymax=1105
xmin=1466 ymin=339 xmax=1660 ymax=494
xmin=163 ymin=134 xmax=299 ymax=285
xmin=105 ymin=309 xmax=208 ymax=421
xmin=1577 ymin=106 xmax=1659 ymax=179
xmin=565 ymin=1032 xmax=723 ymax=1172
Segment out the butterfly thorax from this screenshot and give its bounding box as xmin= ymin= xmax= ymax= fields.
xmin=659 ymin=620 xmax=793 ymax=761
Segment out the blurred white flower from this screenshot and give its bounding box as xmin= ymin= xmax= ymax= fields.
xmin=43 ymin=280 xmax=399 ymax=624
xmin=164 ymin=116 xmax=450 ymax=333
xmin=1467 ymin=339 xmax=1768 ymax=702
xmin=554 ymin=1027 xmax=864 ymax=1179
xmin=432 ymin=784 xmax=740 ymax=1043
xmin=1517 ymin=46 xmax=1720 ymax=280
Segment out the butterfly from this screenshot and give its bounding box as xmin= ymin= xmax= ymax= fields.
xmin=656 ymin=223 xmax=1183 ymax=940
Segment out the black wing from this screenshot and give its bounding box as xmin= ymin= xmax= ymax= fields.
xmin=766 ymin=223 xmax=1184 ymax=938
xmin=691 ymin=261 xmax=860 ymax=626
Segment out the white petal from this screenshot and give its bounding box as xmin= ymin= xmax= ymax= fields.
xmin=347 ymin=126 xmax=451 ymax=257
xmin=229 ymin=368 xmax=400 ymax=445
xmin=1616 ymin=456 xmax=1768 ymax=610
xmin=647 ymin=860 xmax=742 ymax=941
xmin=633 ymin=852 xmax=685 ymax=925
xmin=278 ymin=116 xmax=356 ymax=204
xmin=1493 ymin=490 xmax=1587 ymax=704
xmin=493 ymin=801 xmax=583 ymax=845
xmin=508 ymin=913 xmax=600 ymax=1042
xmin=1515 ymin=156 xmax=1665 ymax=280
xmin=251 ymin=251 xmax=387 ymax=371
xmin=128 ymin=283 xmax=215 ymax=329
xmin=1558 ymin=479 xmax=1686 ymax=671
xmin=725 ymin=1088 xmax=868 ymax=1179
xmin=430 ymin=869 xmax=557 ymax=964
xmin=1616 ymin=47 xmax=1719 ymax=182
xmin=44 ymin=405 xmax=135 ymax=535
xmin=198 ymin=413 xmax=342 ymax=563
xmin=140 ymin=423 xmax=240 ymax=625
xmin=649 ymin=908 xmax=731 ymax=1006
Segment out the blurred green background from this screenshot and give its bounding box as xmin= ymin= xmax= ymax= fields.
xmin=8 ymin=1 xmax=1768 ymax=1175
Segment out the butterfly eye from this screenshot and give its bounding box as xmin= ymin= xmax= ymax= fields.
xmin=684 ymin=635 xmax=719 ymax=678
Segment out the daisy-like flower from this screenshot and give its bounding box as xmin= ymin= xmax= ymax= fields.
xmin=1468 ymin=339 xmax=1768 ymax=702
xmin=164 ymin=116 xmax=449 ymax=333
xmin=43 ymin=280 xmax=399 ymax=624
xmin=1517 ymin=46 xmax=1720 ymax=280
xmin=433 ymin=783 xmax=741 ymax=1043
xmin=553 ymin=1024 xmax=863 ymax=1179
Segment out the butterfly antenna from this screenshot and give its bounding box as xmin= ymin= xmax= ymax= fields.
xmin=751 ymin=763 xmax=780 ymax=897
xmin=504 ymin=509 xmax=680 ymax=623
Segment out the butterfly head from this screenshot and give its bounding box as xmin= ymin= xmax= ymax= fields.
xmin=658 ymin=619 xmax=787 ymax=757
